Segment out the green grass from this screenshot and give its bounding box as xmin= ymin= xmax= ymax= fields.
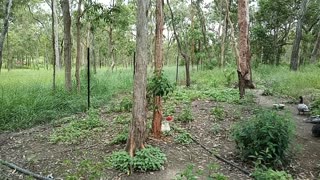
xmin=253 ymin=65 xmax=320 ymax=97
xmin=0 ymin=68 xmax=133 ymax=131
xmin=1 ymin=64 xmax=319 ymax=132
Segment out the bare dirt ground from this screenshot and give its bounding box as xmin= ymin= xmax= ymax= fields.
xmin=1 ymin=90 xmax=320 ymax=180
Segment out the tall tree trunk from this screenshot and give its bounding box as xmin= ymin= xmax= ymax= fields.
xmin=75 ymin=0 xmax=82 ymax=93
xmin=126 ymin=0 xmax=149 ymax=157
xmin=167 ymin=0 xmax=191 ymax=87
xmin=237 ymin=0 xmax=252 ymax=98
xmin=0 ymin=0 xmax=13 ymax=73
xmin=61 ymin=0 xmax=72 ymax=92
xmin=290 ymin=0 xmax=308 ymax=71
xmin=52 ymin=0 xmax=61 ymax=71
xmin=220 ymin=0 xmax=227 ymax=68
xmin=152 ymin=0 xmax=164 ymax=139
xmin=311 ymin=31 xmax=320 ymax=63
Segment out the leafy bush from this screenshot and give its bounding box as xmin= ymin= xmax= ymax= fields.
xmin=133 ymin=145 xmax=167 ymax=172
xmin=109 ymin=146 xmax=166 ymax=173
xmin=109 ymin=150 xmax=132 ymax=173
xmin=177 ymin=105 xmax=194 ymax=123
xmin=231 ymin=110 xmax=295 ymax=167
xmin=147 ymin=72 xmax=174 ymax=97
xmin=252 ymin=168 xmax=293 ymax=180
xmin=174 ymin=131 xmax=193 ymax=145
xmin=110 ymin=130 xmax=128 ymax=145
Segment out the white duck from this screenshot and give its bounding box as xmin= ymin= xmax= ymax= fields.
xmin=298 ymin=96 xmax=310 ymax=114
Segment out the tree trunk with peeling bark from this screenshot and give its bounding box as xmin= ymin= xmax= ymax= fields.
xmin=126 ymin=0 xmax=149 ymax=157
xmin=152 ymin=0 xmax=164 ymax=139
xmin=0 ymin=0 xmax=12 ymax=73
xmin=61 ymin=0 xmax=72 ymax=92
xmin=237 ymin=0 xmax=253 ymax=98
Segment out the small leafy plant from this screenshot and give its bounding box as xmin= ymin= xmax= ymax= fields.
xmin=110 ymin=130 xmax=128 ymax=145
xmin=252 ymin=168 xmax=293 ymax=180
xmin=174 ymin=131 xmax=193 ymax=145
xmin=211 ymin=106 xmax=225 ymax=121
xmin=147 ymin=72 xmax=174 ymax=97
xmin=109 ymin=150 xmax=132 ymax=173
xmin=132 ymin=145 xmax=167 ymax=172
xmin=108 ymin=145 xmax=166 ymax=173
xmin=175 ymin=164 xmax=202 ymax=180
xmin=114 ymin=115 xmax=130 ymax=125
xmin=177 ymin=105 xmax=194 ymax=123
xmin=119 ymin=97 xmax=133 ymax=112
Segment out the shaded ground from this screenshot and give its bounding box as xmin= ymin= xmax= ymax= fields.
xmin=1 ymin=90 xmax=320 ymax=179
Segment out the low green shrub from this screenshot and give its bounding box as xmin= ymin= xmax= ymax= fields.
xmin=175 ymin=164 xmax=202 ymax=180
xmin=133 ymin=145 xmax=167 ymax=172
xmin=177 ymin=105 xmax=194 ymax=123
xmin=109 ymin=150 xmax=132 ymax=173
xmin=109 ymin=145 xmax=166 ymax=173
xmin=252 ymin=168 xmax=293 ymax=180
xmin=231 ymin=110 xmax=295 ymax=167
xmin=211 ymin=106 xmax=225 ymax=121
xmin=174 ymin=131 xmax=193 ymax=145
xmin=119 ymin=97 xmax=133 ymax=112
xmin=114 ymin=115 xmax=130 ymax=125
xmin=110 ymin=130 xmax=128 ymax=145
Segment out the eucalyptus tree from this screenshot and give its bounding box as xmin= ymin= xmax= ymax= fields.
xmin=126 ymin=0 xmax=149 ymax=156
xmin=0 ymin=0 xmax=13 ymax=72
xmin=60 ymin=0 xmax=72 ymax=92
xmin=290 ymin=0 xmax=309 ymax=71
xmin=152 ymin=0 xmax=164 ymax=138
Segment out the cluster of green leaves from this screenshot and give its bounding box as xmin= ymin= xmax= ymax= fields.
xmin=109 ymin=145 xmax=166 ymax=173
xmin=110 ymin=129 xmax=128 ymax=145
xmin=119 ymin=97 xmax=133 ymax=112
xmin=177 ymin=104 xmax=194 ymax=123
xmin=50 ymin=109 xmax=104 ymax=144
xmin=231 ymin=110 xmax=295 ymax=168
xmin=147 ymin=72 xmax=174 ymax=97
xmin=174 ymin=131 xmax=193 ymax=145
xmin=211 ymin=106 xmax=225 ymax=121
xmin=252 ymin=168 xmax=293 ymax=180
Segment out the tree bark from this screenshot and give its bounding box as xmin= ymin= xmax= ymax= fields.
xmin=311 ymin=31 xmax=320 ymax=63
xmin=52 ymin=0 xmax=61 ymax=71
xmin=75 ymin=0 xmax=82 ymax=93
xmin=152 ymin=0 xmax=164 ymax=139
xmin=0 ymin=0 xmax=13 ymax=73
xmin=126 ymin=0 xmax=149 ymax=156
xmin=237 ymin=0 xmax=253 ymax=98
xmin=290 ymin=0 xmax=308 ymax=71
xmin=167 ymin=0 xmax=191 ymax=87
xmin=61 ymin=0 xmax=72 ymax=92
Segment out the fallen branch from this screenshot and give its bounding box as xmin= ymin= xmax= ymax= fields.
xmin=189 ymin=136 xmax=252 ymax=177
xmin=0 ymin=159 xmax=53 ymax=180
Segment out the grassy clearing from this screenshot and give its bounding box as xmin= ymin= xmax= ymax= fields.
xmin=0 ymin=68 xmax=133 ymax=131
xmin=0 ymin=66 xmax=184 ymax=132
xmin=253 ymin=65 xmax=320 ymax=97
